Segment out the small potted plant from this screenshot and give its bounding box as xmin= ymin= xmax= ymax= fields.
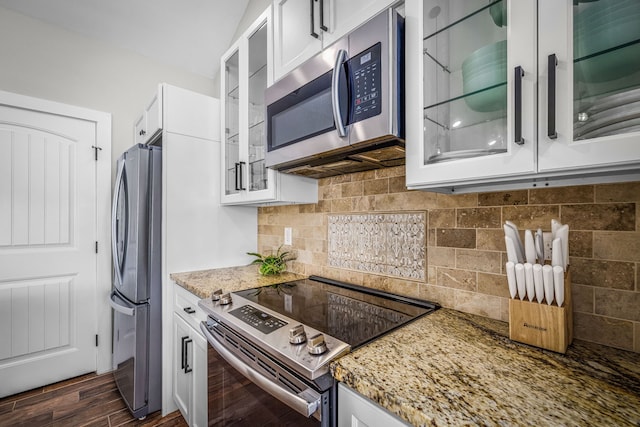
xmin=247 ymin=246 xmax=295 ymax=276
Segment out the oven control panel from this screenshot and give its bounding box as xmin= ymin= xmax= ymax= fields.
xmin=229 ymin=305 xmax=287 ymax=334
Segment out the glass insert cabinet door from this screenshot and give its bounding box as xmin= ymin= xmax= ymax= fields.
xmin=405 ymin=0 xmax=537 ymax=188
xmin=573 ymin=0 xmax=640 ymax=142
xmin=422 ymin=0 xmax=508 ymax=164
xmin=538 ymin=0 xmax=640 ymax=173
xmin=247 ymin=22 xmax=268 ymax=194
xmin=224 ymin=50 xmax=240 ymax=196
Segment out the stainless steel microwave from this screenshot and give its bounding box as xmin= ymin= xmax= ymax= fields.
xmin=265 ymin=8 xmax=405 ymax=178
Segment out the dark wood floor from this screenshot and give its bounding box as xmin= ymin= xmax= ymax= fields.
xmin=0 ymin=372 xmax=188 ymax=427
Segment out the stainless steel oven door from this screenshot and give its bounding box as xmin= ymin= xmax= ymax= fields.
xmin=200 ymin=321 xmax=326 ymax=426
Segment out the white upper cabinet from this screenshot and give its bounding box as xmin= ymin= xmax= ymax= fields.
xmin=221 ymin=6 xmax=318 ymax=205
xmin=273 ymin=0 xmax=399 ymax=81
xmin=272 ymin=0 xmax=324 ymax=80
xmin=405 ymin=0 xmax=640 ymax=193
xmin=134 ymin=89 xmax=163 ymax=145
xmin=538 ymin=0 xmax=640 ymax=174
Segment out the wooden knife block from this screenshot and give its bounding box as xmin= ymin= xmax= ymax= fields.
xmin=509 ymin=267 xmax=573 ymax=353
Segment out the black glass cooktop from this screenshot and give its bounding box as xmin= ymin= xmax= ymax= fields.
xmin=233 ymin=275 xmax=439 ymax=349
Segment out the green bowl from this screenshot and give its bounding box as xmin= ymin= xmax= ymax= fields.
xmin=489 ymin=1 xmax=507 ymax=27
xmin=462 ymin=40 xmax=507 ymax=112
xmin=575 ymin=42 xmax=640 ymax=83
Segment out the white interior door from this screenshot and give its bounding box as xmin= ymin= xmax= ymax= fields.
xmin=0 ymin=103 xmax=98 ymax=397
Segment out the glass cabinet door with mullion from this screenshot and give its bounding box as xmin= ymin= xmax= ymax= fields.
xmin=223 ymin=49 xmax=241 ymax=198
xmin=247 ymin=21 xmax=271 ymax=197
xmin=406 ymin=0 xmax=536 ymax=188
xmin=538 ymin=0 xmax=640 ymax=173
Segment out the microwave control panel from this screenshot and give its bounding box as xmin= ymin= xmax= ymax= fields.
xmin=349 ymin=42 xmax=382 ymax=123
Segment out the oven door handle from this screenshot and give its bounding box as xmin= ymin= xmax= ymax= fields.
xmin=200 ymin=322 xmax=321 ymax=418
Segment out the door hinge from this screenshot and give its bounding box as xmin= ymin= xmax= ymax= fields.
xmin=95 ymin=241 xmax=99 ymax=253
xmin=95 ymin=334 xmax=99 ymax=347
xmin=91 ymin=145 xmax=102 ymax=161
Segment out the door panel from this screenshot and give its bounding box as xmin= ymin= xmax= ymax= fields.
xmin=0 ymin=105 xmax=97 ymax=398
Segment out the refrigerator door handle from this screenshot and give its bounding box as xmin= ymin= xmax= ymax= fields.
xmin=111 ymin=159 xmax=126 ymax=287
xmin=109 ymin=291 xmax=135 ymax=317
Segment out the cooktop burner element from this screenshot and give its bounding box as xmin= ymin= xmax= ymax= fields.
xmin=199 ymin=275 xmax=438 ymax=380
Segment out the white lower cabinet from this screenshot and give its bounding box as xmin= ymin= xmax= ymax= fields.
xmin=338 ymin=383 xmax=410 ymax=427
xmin=173 ymin=284 xmax=207 ymax=427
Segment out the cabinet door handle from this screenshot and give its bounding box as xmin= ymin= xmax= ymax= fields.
xmin=234 ymin=162 xmax=241 ymax=191
xmin=184 ymin=338 xmax=193 ymax=374
xmin=547 ymin=54 xmax=558 ymax=140
xmin=181 ymin=336 xmax=189 ymax=370
xmin=319 ymin=0 xmax=328 ymax=31
xmin=139 ymin=129 xmax=146 ymax=136
xmin=239 ymin=161 xmax=246 ymax=190
xmin=183 ymin=306 xmax=196 ymax=314
xmin=310 ymin=0 xmax=319 ymax=38
xmin=514 ymin=66 xmax=525 ymax=145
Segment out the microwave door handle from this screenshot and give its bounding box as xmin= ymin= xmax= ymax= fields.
xmin=332 ymin=49 xmax=348 ymax=137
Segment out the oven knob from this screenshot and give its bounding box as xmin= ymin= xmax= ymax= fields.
xmin=211 ymin=289 xmax=223 ymax=301
xmin=289 ymin=324 xmax=307 ymax=345
xmin=219 ymin=293 xmax=232 ymax=305
xmin=307 ymin=333 xmax=328 ymax=355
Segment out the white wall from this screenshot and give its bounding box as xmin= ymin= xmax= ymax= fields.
xmin=0 ymin=6 xmax=216 ymax=166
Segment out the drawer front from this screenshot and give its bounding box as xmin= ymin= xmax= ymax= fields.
xmin=173 ymin=284 xmax=206 ymax=332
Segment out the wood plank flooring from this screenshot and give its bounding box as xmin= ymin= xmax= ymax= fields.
xmin=0 ymin=372 xmax=188 ymax=427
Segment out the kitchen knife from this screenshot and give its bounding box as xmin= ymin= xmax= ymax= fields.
xmin=506 ymin=262 xmax=517 ymax=299
xmin=505 ymin=236 xmax=520 ymax=264
xmin=543 ymin=265 xmax=554 ymax=305
xmin=515 ymin=263 xmax=526 ymax=300
xmin=533 ymin=264 xmax=544 ymax=303
xmin=556 ymin=224 xmax=569 ymax=270
xmin=524 ymin=229 xmax=537 ymax=264
xmin=504 ymin=223 xmax=524 ymax=263
xmin=553 ymin=265 xmax=565 ymax=307
xmin=535 ymin=228 xmax=544 ymax=261
xmin=551 ymin=218 xmax=561 ymax=238
xmin=524 ymin=263 xmax=535 ymax=302
xmin=551 ymin=237 xmax=563 ymax=268
xmin=505 ymin=221 xmax=525 ymax=260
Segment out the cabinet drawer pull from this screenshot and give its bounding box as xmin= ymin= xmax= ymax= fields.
xmin=514 ymin=66 xmax=525 ymax=145
xmin=183 ymin=306 xmax=196 ymax=314
xmin=547 ymin=54 xmax=558 ymax=140
xmin=310 ymin=0 xmax=319 ymax=38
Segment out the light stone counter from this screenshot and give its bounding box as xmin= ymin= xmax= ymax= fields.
xmin=170 ymin=264 xmax=306 ymax=299
xmin=331 ymin=308 xmax=640 ymax=426
xmin=171 ymin=269 xmax=640 ymax=426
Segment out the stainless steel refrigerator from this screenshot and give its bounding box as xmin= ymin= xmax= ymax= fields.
xmin=109 ymin=144 xmax=162 ymax=419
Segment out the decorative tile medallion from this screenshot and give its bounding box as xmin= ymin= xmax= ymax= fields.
xmin=328 ymin=212 xmax=426 ymax=280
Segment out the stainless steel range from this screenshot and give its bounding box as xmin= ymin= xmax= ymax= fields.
xmin=198 ymin=275 xmax=438 ymax=426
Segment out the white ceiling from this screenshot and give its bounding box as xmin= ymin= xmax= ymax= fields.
xmin=0 ymin=0 xmax=250 ymax=79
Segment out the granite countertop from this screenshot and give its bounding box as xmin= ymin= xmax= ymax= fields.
xmin=331 ymin=308 xmax=640 ymax=427
xmin=171 ymin=268 xmax=640 ymax=426
xmin=170 ymin=264 xmax=306 ymax=299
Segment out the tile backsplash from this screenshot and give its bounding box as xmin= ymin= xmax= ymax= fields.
xmin=257 ymin=166 xmax=640 ymax=353
xmin=328 ymin=212 xmax=426 ymax=280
